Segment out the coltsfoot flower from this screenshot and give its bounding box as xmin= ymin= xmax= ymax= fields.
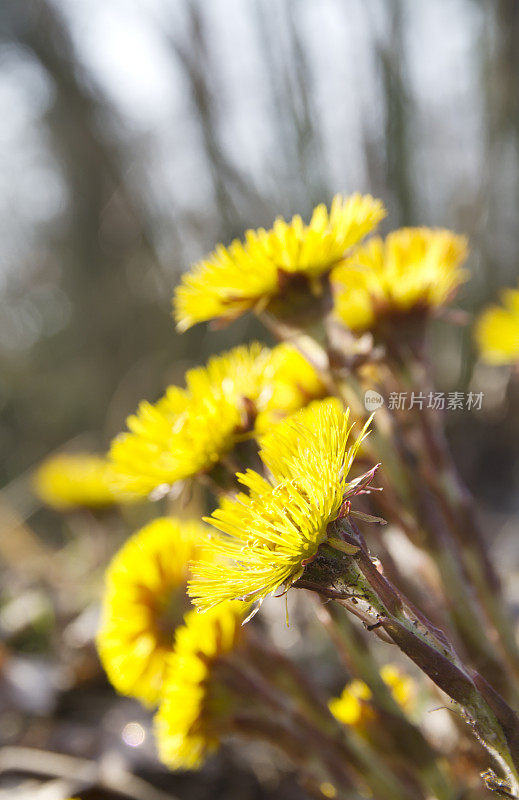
xmin=154 ymin=601 xmax=244 ymax=770
xmin=475 ymin=284 xmax=519 ymax=365
xmin=255 ymin=342 xmax=328 ymax=432
xmin=329 ymin=664 xmax=416 ymax=727
xmin=108 ymin=344 xmax=271 ymax=499
xmin=189 ymin=398 xmax=373 ymax=611
xmin=332 ymin=227 xmax=469 ymax=333
xmin=329 ymin=678 xmax=373 ymax=727
xmin=97 ymin=517 xmax=210 ymax=707
xmin=109 ymin=342 xmax=327 ymax=500
xmin=34 ymin=453 xmax=126 ymax=510
xmin=174 ymin=194 xmax=386 ymax=330
xmin=379 ymin=664 xmax=417 ymax=711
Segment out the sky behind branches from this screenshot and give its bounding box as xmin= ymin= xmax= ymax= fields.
xmin=0 ymin=0 xmax=518 ymax=486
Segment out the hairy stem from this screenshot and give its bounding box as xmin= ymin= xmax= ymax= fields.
xmin=298 ymin=517 xmax=519 ymax=797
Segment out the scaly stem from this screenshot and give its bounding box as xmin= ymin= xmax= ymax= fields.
xmin=296 ymin=517 xmax=519 ymax=798
xmin=386 ymin=343 xmax=519 ymax=686
xmin=315 ymin=601 xmax=459 ymax=800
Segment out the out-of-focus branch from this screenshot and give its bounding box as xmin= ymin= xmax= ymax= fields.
xmin=0 ymin=746 xmax=178 ymax=800
xmin=166 ymin=0 xmax=261 ymax=237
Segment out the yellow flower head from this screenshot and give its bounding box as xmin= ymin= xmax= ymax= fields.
xmin=97 ymin=517 xmax=210 ymax=707
xmin=108 ymin=343 xmax=271 ymax=499
xmin=379 ymin=664 xmax=416 ymax=711
xmin=329 ymin=664 xmax=416 ymax=727
xmin=34 ymin=453 xmax=124 ymax=511
xmin=189 ymin=398 xmax=372 ymax=611
xmin=109 ymin=342 xmax=328 ymax=500
xmin=475 ymin=284 xmax=519 ymax=365
xmin=332 ymin=227 xmax=469 ymax=332
xmin=154 ymin=602 xmax=244 ymax=770
xmin=328 ymin=679 xmax=373 ymax=727
xmin=174 ymin=194 xmax=386 ymax=330
xmin=255 ymin=342 xmax=328 ymax=432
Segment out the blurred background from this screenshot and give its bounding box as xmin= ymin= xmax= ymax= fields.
xmin=1 ymin=1 xmax=519 ymax=798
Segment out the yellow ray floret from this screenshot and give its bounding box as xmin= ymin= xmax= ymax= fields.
xmin=34 ymin=453 xmax=126 ymax=510
xmin=475 ymin=284 xmax=519 ymax=365
xmin=109 ymin=342 xmax=327 ymax=500
xmin=174 ymin=194 xmax=386 ymax=330
xmin=329 ymin=664 xmax=416 ymax=727
xmin=154 ymin=602 xmax=244 ymax=770
xmin=188 ymin=398 xmax=372 ymax=611
xmin=97 ymin=517 xmax=211 ymax=707
xmin=332 ymin=227 xmax=469 ymax=332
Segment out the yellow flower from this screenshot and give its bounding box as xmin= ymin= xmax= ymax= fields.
xmin=328 ymin=679 xmax=373 ymax=727
xmin=332 ymin=228 xmax=469 ymax=332
xmin=475 ymin=284 xmax=519 ymax=365
xmin=34 ymin=453 xmax=125 ymax=510
xmin=188 ymin=398 xmax=372 ymax=611
xmin=173 ymin=194 xmax=386 ymax=330
xmin=108 ymin=344 xmax=271 ymax=499
xmin=379 ymin=664 xmax=416 ymax=711
xmin=329 ymin=664 xmax=416 ymax=727
xmin=97 ymin=517 xmax=210 ymax=707
xmin=154 ymin=602 xmax=244 ymax=770
xmin=255 ymin=342 xmax=328 ymax=432
xmin=109 ymin=342 xmax=327 ymax=500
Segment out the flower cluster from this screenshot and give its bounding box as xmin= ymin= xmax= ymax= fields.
xmin=97 ymin=396 xmax=374 ymax=769
xmin=72 ymin=193 xmax=519 ymax=796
